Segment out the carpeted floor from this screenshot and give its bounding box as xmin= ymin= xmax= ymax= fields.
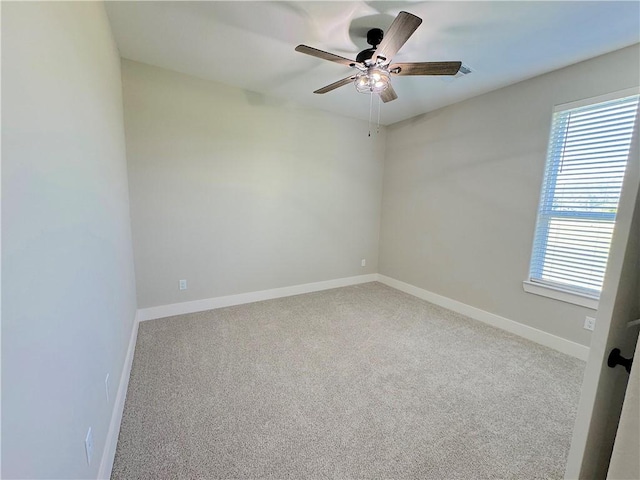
xmin=111 ymin=282 xmax=585 ymax=479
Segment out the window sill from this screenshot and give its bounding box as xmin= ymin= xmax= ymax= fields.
xmin=522 ymin=281 xmax=599 ymax=310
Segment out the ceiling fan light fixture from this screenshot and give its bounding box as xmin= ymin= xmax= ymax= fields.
xmin=296 ymin=11 xmax=462 ymax=104
xmin=354 ymin=67 xmax=390 ymax=94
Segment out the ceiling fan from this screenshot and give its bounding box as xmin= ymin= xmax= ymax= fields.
xmin=295 ymin=11 xmax=462 ymax=103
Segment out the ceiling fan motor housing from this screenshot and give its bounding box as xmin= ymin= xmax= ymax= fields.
xmin=356 ymin=48 xmax=375 ymax=64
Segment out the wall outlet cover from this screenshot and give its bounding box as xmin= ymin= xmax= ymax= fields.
xmin=361 ymin=259 xmax=366 ymax=267
xmin=584 ymin=316 xmax=596 ymax=331
xmin=179 ymin=279 xmax=187 ymax=290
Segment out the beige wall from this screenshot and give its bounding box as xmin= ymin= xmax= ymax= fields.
xmin=379 ymin=44 xmax=640 ymax=346
xmin=1 ymin=2 xmax=138 ymax=479
xmin=122 ymin=60 xmax=385 ymax=308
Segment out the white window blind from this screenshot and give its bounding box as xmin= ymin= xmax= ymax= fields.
xmin=529 ymin=93 xmax=639 ymax=299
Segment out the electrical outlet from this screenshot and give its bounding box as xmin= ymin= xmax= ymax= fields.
xmin=361 ymin=259 xmax=366 ymax=267
xmin=85 ymin=427 xmax=93 ymax=465
xmin=179 ymin=279 xmax=187 ymax=290
xmin=584 ymin=316 xmax=596 ymax=331
xmin=105 ymin=373 xmax=110 ymax=403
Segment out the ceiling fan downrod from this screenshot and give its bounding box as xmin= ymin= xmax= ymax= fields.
xmin=356 ymin=28 xmax=384 ymax=64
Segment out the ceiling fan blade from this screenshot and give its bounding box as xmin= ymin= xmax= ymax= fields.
xmin=295 ymin=45 xmax=356 ymax=67
xmin=313 ymin=76 xmax=356 ymax=94
xmin=391 ymin=61 xmax=462 ymax=76
xmin=373 ymin=11 xmax=422 ymax=63
xmin=380 ymin=84 xmax=398 ymax=103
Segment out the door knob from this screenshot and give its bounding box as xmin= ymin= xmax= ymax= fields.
xmin=607 ymin=348 xmax=633 ymax=374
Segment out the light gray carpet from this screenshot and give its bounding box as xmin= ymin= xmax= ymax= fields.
xmin=111 ymin=282 xmax=585 ymax=479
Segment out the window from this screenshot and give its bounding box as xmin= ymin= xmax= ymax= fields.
xmin=525 ymin=90 xmax=639 ymax=308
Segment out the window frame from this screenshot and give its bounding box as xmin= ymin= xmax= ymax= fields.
xmin=524 ymin=87 xmax=640 ymax=309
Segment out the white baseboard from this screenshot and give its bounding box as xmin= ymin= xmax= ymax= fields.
xmin=138 ymin=274 xmax=379 ymax=322
xmin=377 ymin=274 xmax=590 ymax=360
xmin=98 ymin=311 xmax=140 ymax=480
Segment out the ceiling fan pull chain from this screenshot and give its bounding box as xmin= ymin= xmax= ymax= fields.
xmin=377 ymin=93 xmax=381 ymax=134
xmin=368 ymin=91 xmax=373 ymax=137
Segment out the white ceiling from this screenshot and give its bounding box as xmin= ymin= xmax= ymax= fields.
xmin=105 ymin=1 xmax=640 ymax=125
